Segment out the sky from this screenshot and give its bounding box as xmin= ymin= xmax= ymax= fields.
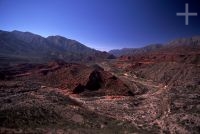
xmin=0 ymin=0 xmax=200 ymax=51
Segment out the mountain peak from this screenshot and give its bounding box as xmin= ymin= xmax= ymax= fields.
xmin=12 ymin=30 xmax=35 ymax=35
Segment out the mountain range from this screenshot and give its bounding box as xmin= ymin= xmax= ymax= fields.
xmin=0 ymin=30 xmax=115 ymax=66
xmin=109 ymin=36 xmax=200 ymax=56
xmin=1 ymin=30 xmax=200 ymax=66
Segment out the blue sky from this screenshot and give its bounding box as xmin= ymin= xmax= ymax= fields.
xmin=0 ymin=0 xmax=199 ymax=51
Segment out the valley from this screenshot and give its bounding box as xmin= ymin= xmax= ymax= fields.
xmin=0 ymin=58 xmax=199 ymax=133
xmin=0 ymin=30 xmax=200 ymax=133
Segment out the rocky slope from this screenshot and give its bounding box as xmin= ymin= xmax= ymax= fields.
xmin=0 ymin=61 xmax=147 ymax=133
xmin=0 ymin=81 xmax=143 ymax=134
xmin=0 ymin=61 xmax=133 ymax=96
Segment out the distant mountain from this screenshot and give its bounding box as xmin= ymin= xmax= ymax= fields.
xmin=160 ymin=36 xmax=200 ymax=53
xmin=109 ymin=44 xmax=163 ymax=57
xmin=109 ymin=36 xmax=200 ymax=57
xmin=0 ymin=30 xmax=115 ymax=65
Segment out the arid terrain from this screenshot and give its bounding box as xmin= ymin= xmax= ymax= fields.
xmin=1 ymin=57 xmax=200 ymax=133
xmin=0 ymin=31 xmax=200 ymax=133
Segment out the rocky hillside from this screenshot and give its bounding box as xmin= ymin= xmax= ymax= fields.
xmin=0 ymin=66 xmax=141 ymax=133
xmin=0 ymin=61 xmax=132 ymax=96
xmin=115 ymin=36 xmax=200 ymax=87
xmin=0 ymin=30 xmax=115 ymax=66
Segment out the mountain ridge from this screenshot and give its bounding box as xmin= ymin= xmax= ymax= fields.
xmin=0 ymin=30 xmax=115 ymax=65
xmin=109 ymin=36 xmax=200 ymax=57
